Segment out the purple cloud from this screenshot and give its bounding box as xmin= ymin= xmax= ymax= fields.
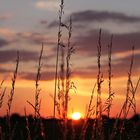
xmin=75 ymin=30 xmax=140 ymax=56
xmin=71 ymin=10 xmax=140 ymax=23
xmin=20 ymin=71 xmax=55 ymax=81
xmin=48 ymin=10 xmax=140 ymax=28
xmin=0 ymin=38 xmax=9 ymax=47
xmin=0 ymin=50 xmax=39 ymax=63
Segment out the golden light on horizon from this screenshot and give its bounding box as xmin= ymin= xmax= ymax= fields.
xmin=71 ymin=112 xmax=81 ymax=120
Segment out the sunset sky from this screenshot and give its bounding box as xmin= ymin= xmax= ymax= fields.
xmin=0 ymin=0 xmax=140 ymax=118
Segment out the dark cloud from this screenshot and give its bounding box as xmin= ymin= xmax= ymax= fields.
xmin=107 ymin=53 xmax=140 ymax=78
xmin=0 ymin=50 xmax=39 ymax=63
xmin=73 ymin=53 xmax=140 ymax=79
xmin=20 ymin=71 xmax=55 ymax=81
xmin=0 ymin=38 xmax=9 ymax=47
xmin=48 ymin=10 xmax=140 ymax=28
xmin=71 ymin=10 xmax=140 ymax=23
xmin=108 ymin=53 xmax=140 ymax=78
xmin=48 ymin=21 xmax=58 ymax=28
xmin=75 ymin=30 xmax=140 ymax=56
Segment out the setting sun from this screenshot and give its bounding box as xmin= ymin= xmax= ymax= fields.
xmin=71 ymin=112 xmax=81 ymax=120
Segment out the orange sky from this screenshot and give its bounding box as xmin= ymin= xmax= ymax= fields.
xmin=0 ymin=75 xmax=140 ymax=118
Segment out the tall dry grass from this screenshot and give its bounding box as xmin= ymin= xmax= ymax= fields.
xmin=54 ymin=0 xmax=64 ymax=118
xmin=6 ymin=51 xmax=19 ymax=140
xmin=0 ymin=0 xmax=140 ymax=140
xmin=0 ymin=80 xmax=6 ymax=108
xmin=94 ymin=29 xmax=104 ymax=140
xmin=109 ymin=46 xmax=140 ymax=140
xmin=35 ymin=44 xmax=44 ymax=118
xmin=7 ymin=52 xmax=19 ymax=116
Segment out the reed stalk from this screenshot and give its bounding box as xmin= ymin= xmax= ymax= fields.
xmin=0 ymin=86 xmax=6 ymax=108
xmin=107 ymin=35 xmax=113 ymax=118
xmin=7 ymin=52 xmax=19 ymax=116
xmin=94 ymin=29 xmax=104 ymax=140
xmin=7 ymin=51 xmax=19 ymax=140
xmin=58 ymin=46 xmax=65 ymax=118
xmin=65 ymin=17 xmax=73 ymax=119
xmin=35 ymin=43 xmax=43 ymax=118
xmin=81 ymin=83 xmax=96 ymax=140
xmin=110 ymin=46 xmax=140 ymax=140
xmin=118 ymin=46 xmax=135 ymax=119
xmin=54 ymin=0 xmax=64 ymax=118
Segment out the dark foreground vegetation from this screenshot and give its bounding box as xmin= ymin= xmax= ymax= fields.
xmin=0 ymin=114 xmax=140 ymax=140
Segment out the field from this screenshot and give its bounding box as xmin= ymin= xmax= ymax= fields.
xmin=0 ymin=0 xmax=140 ymax=140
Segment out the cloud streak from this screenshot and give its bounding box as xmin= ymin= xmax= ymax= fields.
xmin=71 ymin=10 xmax=140 ymax=23
xmin=17 ymin=32 xmax=56 ymax=46
xmin=75 ymin=30 xmax=140 ymax=56
xmin=73 ymin=53 xmax=140 ymax=79
xmin=20 ymin=71 xmax=54 ymax=81
xmin=0 ymin=50 xmax=39 ymax=63
xmin=48 ymin=10 xmax=140 ymax=28
xmin=0 ymin=38 xmax=9 ymax=47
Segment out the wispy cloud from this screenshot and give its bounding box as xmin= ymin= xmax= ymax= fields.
xmin=35 ymin=1 xmax=59 ymax=11
xmin=20 ymin=71 xmax=54 ymax=81
xmin=0 ymin=38 xmax=9 ymax=47
xmin=75 ymin=30 xmax=140 ymax=56
xmin=0 ymin=50 xmax=38 ymax=63
xmin=48 ymin=21 xmax=58 ymax=28
xmin=71 ymin=10 xmax=140 ymax=23
xmin=73 ymin=52 xmax=140 ymax=79
xmin=17 ymin=32 xmax=56 ymax=46
xmin=48 ymin=10 xmax=140 ymax=28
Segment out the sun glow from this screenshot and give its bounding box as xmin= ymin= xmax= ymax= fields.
xmin=71 ymin=112 xmax=81 ymax=120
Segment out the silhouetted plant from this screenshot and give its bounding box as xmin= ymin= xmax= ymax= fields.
xmin=94 ymin=29 xmax=104 ymax=140
xmin=7 ymin=51 xmax=19 ymax=140
xmin=54 ymin=0 xmax=65 ymax=118
xmin=35 ymin=44 xmax=44 ymax=118
xmin=0 ymin=80 xmax=6 ymax=108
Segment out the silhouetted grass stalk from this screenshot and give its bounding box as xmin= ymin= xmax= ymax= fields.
xmin=57 ymin=46 xmax=65 ymax=118
xmin=7 ymin=51 xmax=19 ymax=140
xmin=54 ymin=0 xmax=64 ymax=118
xmin=65 ymin=17 xmax=73 ymax=119
xmin=35 ymin=44 xmax=43 ymax=118
xmin=81 ymin=83 xmax=96 ymax=140
xmin=123 ymin=46 xmax=134 ymax=119
xmin=125 ymin=47 xmax=140 ymax=117
xmin=0 ymin=80 xmax=6 ymax=108
xmin=87 ymin=83 xmax=96 ymax=119
xmin=126 ymin=77 xmax=140 ymax=116
xmin=94 ymin=29 xmax=104 ymax=140
xmin=107 ymin=35 xmax=113 ymax=118
xmin=118 ymin=46 xmax=136 ymax=119
xmin=110 ymin=46 xmax=140 ymax=140
xmin=7 ymin=52 xmax=19 ymax=116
